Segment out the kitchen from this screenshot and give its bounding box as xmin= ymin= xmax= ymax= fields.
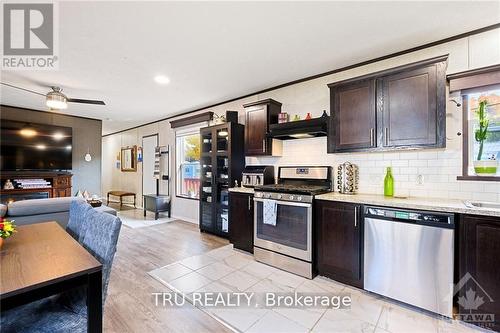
xmin=198 ymin=45 xmax=500 ymax=332
xmin=96 ymin=20 xmax=500 ymax=333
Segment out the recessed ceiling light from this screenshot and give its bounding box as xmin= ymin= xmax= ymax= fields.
xmin=154 ymin=75 xmax=170 ymax=85
xmin=19 ymin=128 xmax=37 ymax=137
xmin=53 ymin=132 xmax=64 ymax=140
xmin=36 ymin=144 xmax=46 ymax=150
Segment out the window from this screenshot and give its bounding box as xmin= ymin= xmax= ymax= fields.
xmin=464 ymin=87 xmax=500 ymax=177
xmin=176 ymin=128 xmax=201 ymax=199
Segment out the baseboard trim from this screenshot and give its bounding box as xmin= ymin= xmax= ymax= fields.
xmin=171 ymin=215 xmax=198 ymax=224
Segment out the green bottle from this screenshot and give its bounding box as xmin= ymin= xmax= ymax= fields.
xmin=384 ymin=167 xmax=394 ymax=197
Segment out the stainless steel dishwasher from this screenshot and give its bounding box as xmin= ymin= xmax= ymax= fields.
xmin=364 ymin=206 xmax=454 ymax=317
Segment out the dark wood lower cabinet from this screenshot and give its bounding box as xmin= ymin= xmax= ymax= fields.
xmin=228 ymin=192 xmax=254 ymax=253
xmin=315 ymin=200 xmax=363 ymax=288
xmin=459 ymin=214 xmax=500 ymax=332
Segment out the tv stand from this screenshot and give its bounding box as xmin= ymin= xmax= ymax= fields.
xmin=0 ymin=171 xmax=73 ymax=204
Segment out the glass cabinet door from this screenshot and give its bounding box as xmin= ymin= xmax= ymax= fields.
xmin=200 ymin=129 xmax=214 ymax=231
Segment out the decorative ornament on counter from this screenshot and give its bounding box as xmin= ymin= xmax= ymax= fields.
xmin=292 ymin=115 xmax=301 ymax=121
xmin=3 ymin=179 xmax=14 ymax=190
xmin=278 ymin=112 xmax=289 ymax=124
xmin=321 ymin=110 xmax=328 ymax=118
xmin=305 ymin=112 xmax=312 ymax=120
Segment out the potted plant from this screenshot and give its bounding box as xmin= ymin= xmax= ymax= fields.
xmin=0 ymin=218 xmax=16 ymax=249
xmin=473 ymin=100 xmax=498 ymax=176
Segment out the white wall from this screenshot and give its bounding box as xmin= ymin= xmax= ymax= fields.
xmin=102 ymin=28 xmax=500 ymax=223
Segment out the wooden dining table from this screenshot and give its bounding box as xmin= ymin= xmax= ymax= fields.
xmin=0 ymin=221 xmax=103 ymax=333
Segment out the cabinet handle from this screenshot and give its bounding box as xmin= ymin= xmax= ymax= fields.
xmin=354 ymin=206 xmax=358 ymax=227
xmin=262 ymin=139 xmax=266 ymax=153
xmin=248 ymin=196 xmax=251 ymax=210
xmin=370 ymin=128 xmax=374 ymax=147
xmin=384 ymin=127 xmax=389 ymax=146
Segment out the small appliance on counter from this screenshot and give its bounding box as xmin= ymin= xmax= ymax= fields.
xmin=336 ymin=162 xmax=359 ymax=194
xmin=241 ymin=166 xmax=275 ymax=188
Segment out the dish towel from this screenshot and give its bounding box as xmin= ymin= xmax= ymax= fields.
xmin=263 ymin=199 xmax=277 ymax=226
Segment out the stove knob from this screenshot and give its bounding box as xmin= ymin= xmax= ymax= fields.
xmin=265 ymin=193 xmax=271 ymax=199
xmin=289 ymin=195 xmax=295 ymax=200
xmin=277 ymin=194 xmax=282 ymax=199
xmin=297 ymin=196 xmax=303 ymax=201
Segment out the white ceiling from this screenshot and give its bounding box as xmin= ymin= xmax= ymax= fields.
xmin=1 ymin=1 xmax=499 ymax=135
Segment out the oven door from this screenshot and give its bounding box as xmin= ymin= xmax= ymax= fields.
xmin=253 ymin=198 xmax=312 ymax=261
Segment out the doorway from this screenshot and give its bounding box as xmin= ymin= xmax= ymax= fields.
xmin=142 ymin=134 xmax=159 ymax=207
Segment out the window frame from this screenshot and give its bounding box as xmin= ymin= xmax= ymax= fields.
xmin=175 ymin=124 xmax=204 ymax=200
xmin=458 ymin=84 xmax=500 ymax=182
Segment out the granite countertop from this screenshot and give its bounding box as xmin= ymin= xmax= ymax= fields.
xmin=315 ymin=192 xmax=500 ymax=218
xmin=228 ymin=187 xmax=255 ymax=194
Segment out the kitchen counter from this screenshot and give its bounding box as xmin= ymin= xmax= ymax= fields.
xmin=315 ymin=192 xmax=500 ymax=218
xmin=228 ymin=187 xmax=255 ymax=194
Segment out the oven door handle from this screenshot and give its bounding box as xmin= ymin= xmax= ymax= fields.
xmin=253 ymin=197 xmax=312 ymax=208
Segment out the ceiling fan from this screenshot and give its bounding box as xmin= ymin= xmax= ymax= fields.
xmin=1 ymin=82 xmax=105 ymax=110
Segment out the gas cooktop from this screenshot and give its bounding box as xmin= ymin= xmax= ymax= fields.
xmin=254 ymin=183 xmax=331 ymax=195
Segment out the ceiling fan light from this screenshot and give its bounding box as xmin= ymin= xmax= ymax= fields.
xmin=46 ymin=91 xmax=68 ymax=109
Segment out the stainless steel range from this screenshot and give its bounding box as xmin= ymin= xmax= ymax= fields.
xmin=253 ymin=166 xmax=332 ymax=279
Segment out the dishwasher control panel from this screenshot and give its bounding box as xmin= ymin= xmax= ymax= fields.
xmin=365 ymin=206 xmax=454 ymax=226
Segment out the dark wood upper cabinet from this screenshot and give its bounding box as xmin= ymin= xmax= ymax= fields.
xmin=315 ymin=200 xmax=363 ymax=288
xmin=328 ymin=79 xmax=376 ymax=152
xmin=459 ymin=214 xmax=500 ymax=332
xmin=243 ymin=99 xmax=282 ymax=156
xmin=228 ymin=192 xmax=254 ymax=254
xmin=327 ymin=56 xmax=447 ymax=153
xmin=378 ymin=61 xmax=446 ymax=148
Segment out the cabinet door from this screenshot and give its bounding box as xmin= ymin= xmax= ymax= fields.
xmin=245 ymin=105 xmax=268 ymax=156
xmin=329 ymin=79 xmax=376 ymax=152
xmin=228 ymin=192 xmax=254 ymax=253
xmin=378 ymin=63 xmax=445 ymax=148
xmin=460 ymin=215 xmax=500 ymax=331
xmin=315 ymin=200 xmax=363 ymax=288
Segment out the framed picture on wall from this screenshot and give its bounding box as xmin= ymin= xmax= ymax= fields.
xmin=121 ymin=146 xmax=137 ymax=172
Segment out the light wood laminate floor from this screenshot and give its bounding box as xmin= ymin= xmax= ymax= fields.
xmin=104 ymin=218 xmax=231 ymax=333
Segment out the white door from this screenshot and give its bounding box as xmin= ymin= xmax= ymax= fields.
xmin=142 ymin=135 xmax=158 ymax=203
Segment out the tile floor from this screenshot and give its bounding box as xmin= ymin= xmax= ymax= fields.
xmin=117 ymin=208 xmax=177 ymax=228
xmin=149 ymin=245 xmax=487 ymax=333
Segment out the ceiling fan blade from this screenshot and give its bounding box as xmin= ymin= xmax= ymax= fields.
xmin=0 ymin=82 xmax=46 ymax=96
xmin=67 ymin=98 xmax=105 ymax=105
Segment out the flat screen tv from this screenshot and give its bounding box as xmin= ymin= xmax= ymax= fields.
xmin=1 ymin=120 xmax=72 ymax=171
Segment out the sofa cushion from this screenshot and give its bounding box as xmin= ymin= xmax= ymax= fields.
xmin=0 ymin=204 xmax=7 ymax=218
xmin=7 ymin=197 xmax=85 ymax=217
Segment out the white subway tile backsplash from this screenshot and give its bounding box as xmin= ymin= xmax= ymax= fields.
xmin=417 ymin=167 xmax=434 ymax=175
xmin=472 ymin=192 xmax=495 ymax=201
xmin=391 ymin=160 xmax=409 ymax=167
xmin=428 ymin=159 xmax=447 ymax=167
xmin=409 ymin=160 xmax=428 ymax=167
xmin=399 ymin=152 xmax=419 ymax=160
xmin=418 ymin=151 xmax=438 ymax=160
xmin=483 ymin=183 xmax=500 ymax=193
xmin=459 ymin=182 xmax=485 ymax=192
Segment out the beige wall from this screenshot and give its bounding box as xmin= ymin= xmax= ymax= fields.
xmin=102 ymin=28 xmax=500 ymax=223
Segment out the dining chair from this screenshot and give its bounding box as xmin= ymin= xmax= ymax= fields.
xmin=66 ymin=199 xmax=92 ymax=242
xmin=1 ymin=209 xmax=122 ymax=333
